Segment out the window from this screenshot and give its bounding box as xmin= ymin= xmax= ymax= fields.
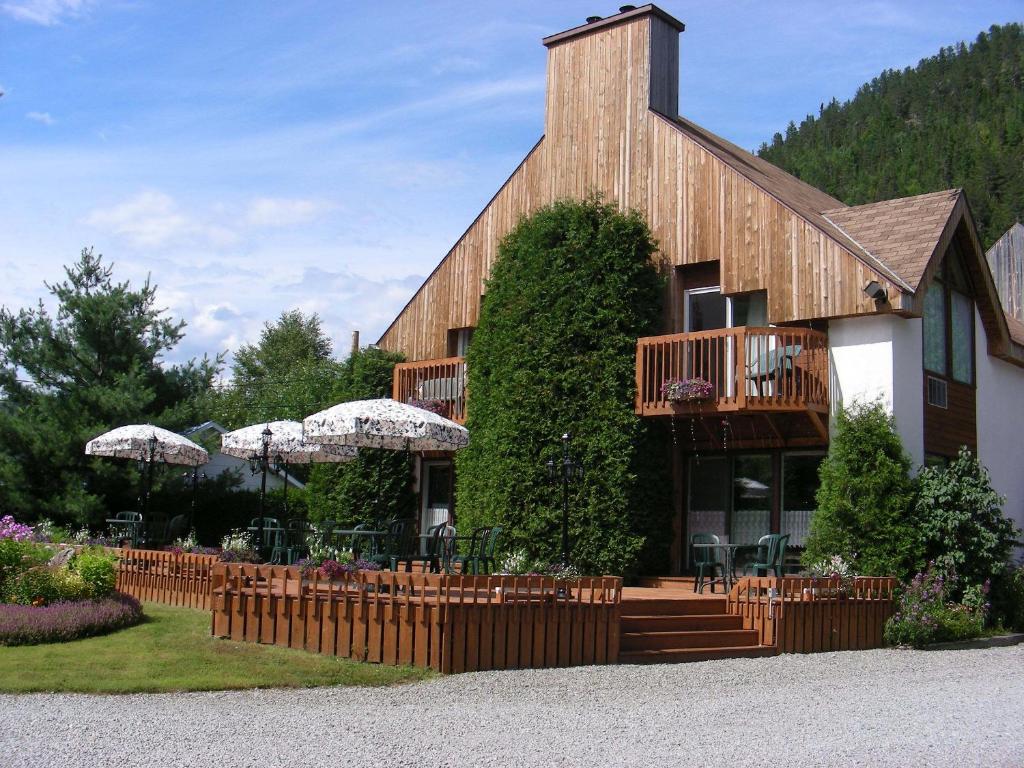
xmin=951 ymin=290 xmax=973 ymax=383
xmin=923 ymin=283 xmax=947 ymax=374
xmin=782 ymin=453 xmax=826 ymax=547
xmin=447 ymin=328 xmax=474 ymax=357
xmin=927 ymin=376 xmax=948 ymax=408
xmin=921 ymin=249 xmax=975 ymax=385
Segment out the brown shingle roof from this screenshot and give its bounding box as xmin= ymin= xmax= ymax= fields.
xmin=821 ymin=190 xmax=961 ymax=292
xmin=668 ymin=114 xmax=913 ymax=290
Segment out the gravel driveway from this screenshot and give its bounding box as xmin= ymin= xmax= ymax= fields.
xmin=3 ymin=645 xmax=1022 ymax=768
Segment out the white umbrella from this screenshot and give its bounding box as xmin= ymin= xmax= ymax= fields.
xmin=86 ymin=424 xmax=209 ymax=466
xmin=220 ymin=420 xmax=357 ymax=464
xmin=303 ymin=398 xmax=470 ymax=452
xmin=85 ymin=424 xmax=209 ymax=518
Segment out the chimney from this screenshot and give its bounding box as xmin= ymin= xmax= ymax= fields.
xmin=542 ymin=4 xmax=684 ymax=139
xmin=350 ymin=330 xmax=360 ymax=358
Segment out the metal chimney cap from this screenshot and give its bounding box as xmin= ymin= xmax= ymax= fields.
xmin=586 ymin=15 xmax=602 ymax=23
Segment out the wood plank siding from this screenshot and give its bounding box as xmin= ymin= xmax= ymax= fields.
xmin=378 ymin=9 xmax=903 ymax=363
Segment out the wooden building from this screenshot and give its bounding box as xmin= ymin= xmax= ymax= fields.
xmin=379 ymin=4 xmax=1024 ymax=573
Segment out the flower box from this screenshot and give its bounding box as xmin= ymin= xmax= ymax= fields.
xmin=661 ymin=377 xmax=714 ymax=403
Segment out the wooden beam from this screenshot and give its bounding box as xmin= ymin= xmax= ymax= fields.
xmin=807 ymin=411 xmax=829 ymax=443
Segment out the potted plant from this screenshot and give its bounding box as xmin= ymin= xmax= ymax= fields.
xmin=661 ymin=377 xmax=714 ymax=403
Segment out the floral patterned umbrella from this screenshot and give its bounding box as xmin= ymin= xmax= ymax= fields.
xmin=303 ymin=398 xmax=470 ymax=452
xmin=220 ymin=420 xmax=357 ymax=463
xmin=85 ymin=424 xmax=209 ymax=466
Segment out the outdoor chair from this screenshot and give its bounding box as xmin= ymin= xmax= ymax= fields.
xmin=691 ymin=532 xmax=726 ymax=593
xmin=451 ymin=526 xmax=495 ymax=575
xmin=404 ymin=522 xmax=457 ymax=573
xmin=480 ymin=526 xmax=502 ymax=574
xmin=368 ymin=518 xmax=417 ymax=571
xmin=744 ymin=534 xmax=790 ymax=578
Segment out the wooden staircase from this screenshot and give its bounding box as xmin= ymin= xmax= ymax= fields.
xmin=618 ymin=581 xmax=777 ymax=664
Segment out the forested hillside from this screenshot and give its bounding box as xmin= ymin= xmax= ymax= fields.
xmin=758 ymin=23 xmax=1024 ymax=247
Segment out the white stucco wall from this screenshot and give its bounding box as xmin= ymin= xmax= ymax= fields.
xmin=975 ymin=312 xmax=1024 ymax=537
xmin=828 ymin=315 xmax=924 ymax=467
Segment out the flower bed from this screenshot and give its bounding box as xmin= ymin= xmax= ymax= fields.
xmin=0 ymin=593 xmax=143 ymax=646
xmin=884 ymin=563 xmax=989 ymax=648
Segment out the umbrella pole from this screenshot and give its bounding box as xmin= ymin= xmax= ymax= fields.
xmin=258 ymin=461 xmax=267 ymax=560
xmin=282 ymin=461 xmax=289 ymax=519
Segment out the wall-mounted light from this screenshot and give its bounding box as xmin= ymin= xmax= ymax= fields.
xmin=863 ymin=281 xmax=888 ymax=303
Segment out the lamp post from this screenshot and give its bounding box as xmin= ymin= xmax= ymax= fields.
xmin=182 ymin=467 xmax=207 ymax=534
xmin=546 ymin=432 xmax=583 ymax=567
xmin=249 ymin=426 xmax=273 ymax=560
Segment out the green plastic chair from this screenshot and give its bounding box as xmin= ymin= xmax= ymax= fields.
xmin=404 ymin=523 xmax=457 ymax=573
xmin=111 ymin=511 xmax=143 ymax=547
xmin=691 ymin=533 xmax=726 ymax=593
xmin=368 ymin=518 xmax=417 ymax=571
xmin=451 ymin=526 xmax=492 ymax=575
xmin=746 ymin=534 xmax=790 ymax=577
xmin=250 ymin=517 xmax=283 ymax=561
xmin=480 ymin=526 xmax=503 ymax=574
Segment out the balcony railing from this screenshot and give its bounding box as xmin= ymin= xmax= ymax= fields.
xmin=392 ymin=356 xmax=467 ymax=425
xmin=635 ymin=326 xmax=829 ymax=418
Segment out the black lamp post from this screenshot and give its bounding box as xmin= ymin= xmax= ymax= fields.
xmin=546 ymin=432 xmax=584 ymax=567
xmin=183 ymin=467 xmax=207 ymax=534
xmin=249 ymin=426 xmax=273 ymax=559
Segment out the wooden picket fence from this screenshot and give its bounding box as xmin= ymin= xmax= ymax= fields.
xmin=727 ymin=576 xmax=897 ymax=653
xmin=210 ymin=564 xmax=622 ymax=674
xmin=106 ymin=547 xmax=219 ymax=610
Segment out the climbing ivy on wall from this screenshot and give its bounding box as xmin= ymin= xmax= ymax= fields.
xmin=454 ymin=197 xmax=672 ymax=576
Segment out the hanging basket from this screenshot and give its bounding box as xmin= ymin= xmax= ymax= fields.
xmin=661 ymin=377 xmax=714 ymax=403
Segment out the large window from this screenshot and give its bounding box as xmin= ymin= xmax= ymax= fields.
xmin=922 ymin=251 xmax=975 ymax=385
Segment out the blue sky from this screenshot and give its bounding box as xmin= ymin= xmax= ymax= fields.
xmin=2 ymin=1 xmax=1021 ymax=375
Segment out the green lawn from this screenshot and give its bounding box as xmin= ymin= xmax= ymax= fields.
xmin=0 ymin=602 xmax=433 ymax=694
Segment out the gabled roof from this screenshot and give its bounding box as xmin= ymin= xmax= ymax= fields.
xmin=183 ymin=420 xmax=227 ymax=437
xmin=822 ymin=190 xmax=961 ymax=292
xmin=668 ymin=114 xmax=913 ymax=292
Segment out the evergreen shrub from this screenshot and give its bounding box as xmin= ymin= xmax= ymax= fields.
xmin=455 ymin=197 xmax=671 ymax=576
xmin=803 ymin=401 xmax=920 ymax=577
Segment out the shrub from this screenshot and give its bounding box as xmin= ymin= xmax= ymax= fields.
xmin=990 ymin=564 xmax=1024 ymax=631
xmin=913 ymin=447 xmax=1019 ymax=593
xmin=0 ymin=593 xmax=143 ymax=646
xmin=883 ymin=564 xmax=988 ymax=647
xmin=803 ymin=401 xmax=919 ymax=577
xmin=455 ymin=197 xmax=670 ymax=576
xmin=73 ymin=551 xmax=117 ymax=598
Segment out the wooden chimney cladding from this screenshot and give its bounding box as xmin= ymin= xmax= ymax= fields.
xmin=378 ymin=8 xmax=900 ymax=362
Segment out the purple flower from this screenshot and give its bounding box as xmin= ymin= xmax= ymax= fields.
xmin=0 ymin=515 xmax=34 ymax=542
xmin=0 ymin=594 xmax=143 ymax=646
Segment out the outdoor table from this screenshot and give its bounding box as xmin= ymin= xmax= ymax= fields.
xmin=691 ymin=542 xmax=754 ymax=592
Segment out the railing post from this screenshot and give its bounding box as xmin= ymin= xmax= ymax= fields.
xmin=735 ymin=327 xmax=746 ymax=410
xmin=635 ymin=340 xmax=645 ymax=415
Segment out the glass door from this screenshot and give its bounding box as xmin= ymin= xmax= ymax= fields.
xmin=420 ymin=461 xmax=452 ymax=554
xmin=684 ymin=288 xmax=729 ymax=398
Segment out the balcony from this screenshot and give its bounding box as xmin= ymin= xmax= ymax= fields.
xmin=635 ymin=327 xmax=830 ymax=447
xmin=392 ymin=356 xmax=467 ymax=425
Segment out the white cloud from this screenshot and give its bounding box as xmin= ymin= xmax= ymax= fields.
xmin=245 ymin=197 xmax=333 ymax=228
xmin=84 ymin=190 xmax=192 ymax=248
xmin=1 ymin=0 xmax=91 ymax=25
xmin=25 ymin=111 xmax=55 ymax=125
xmin=84 ymin=190 xmax=240 ymax=249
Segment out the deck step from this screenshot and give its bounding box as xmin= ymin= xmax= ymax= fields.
xmin=621 ymin=614 xmax=744 ymax=633
xmin=618 ymin=645 xmax=777 ymax=664
xmin=620 ymin=597 xmax=728 ymax=616
xmin=621 ymin=629 xmax=760 ymax=652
